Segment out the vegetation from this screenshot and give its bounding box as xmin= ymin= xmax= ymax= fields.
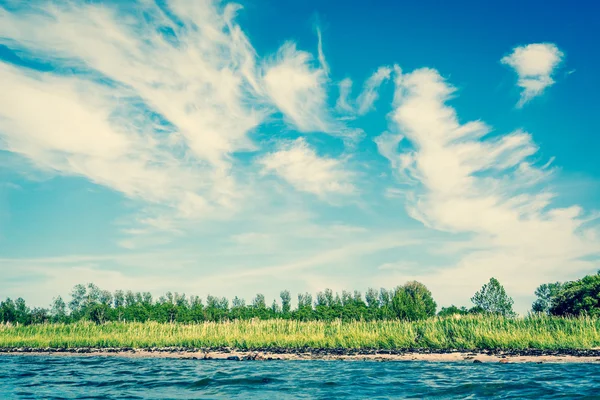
xmin=0 ymin=282 xmax=438 ymax=325
xmin=471 ymin=278 xmax=515 ymax=317
xmin=1 ymin=273 xmax=600 ymax=351
xmin=1 ymin=315 xmax=599 ymax=350
xmin=2 ymin=271 xmax=600 ymax=333
xmin=549 ymin=273 xmax=600 ymax=317
xmin=532 ymin=282 xmax=564 ymax=314
xmin=532 ymin=271 xmax=600 ymax=317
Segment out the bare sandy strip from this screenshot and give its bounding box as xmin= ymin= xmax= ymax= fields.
xmin=2 ymin=349 xmax=600 ymax=363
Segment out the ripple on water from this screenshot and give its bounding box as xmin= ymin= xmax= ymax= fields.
xmin=1 ymin=356 xmax=600 ymax=399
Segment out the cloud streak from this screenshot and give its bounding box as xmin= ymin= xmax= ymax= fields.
xmin=0 ymin=0 xmax=355 ymax=239
xmin=377 ymin=67 xmax=599 ymax=306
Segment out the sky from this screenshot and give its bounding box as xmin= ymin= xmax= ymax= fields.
xmin=0 ymin=0 xmax=599 ymax=314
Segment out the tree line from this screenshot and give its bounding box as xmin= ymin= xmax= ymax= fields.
xmin=1 ymin=271 xmax=598 ymax=325
xmin=0 ymin=281 xmax=439 ymax=325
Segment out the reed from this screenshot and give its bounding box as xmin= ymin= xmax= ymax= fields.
xmin=1 ymin=315 xmax=599 ymax=350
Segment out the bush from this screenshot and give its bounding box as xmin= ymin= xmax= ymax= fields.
xmin=550 ymin=272 xmax=600 ymax=317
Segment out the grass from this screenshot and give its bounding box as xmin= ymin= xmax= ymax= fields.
xmin=1 ymin=315 xmax=599 ymax=350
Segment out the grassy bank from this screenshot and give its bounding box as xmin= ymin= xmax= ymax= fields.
xmin=1 ymin=315 xmax=599 ymax=350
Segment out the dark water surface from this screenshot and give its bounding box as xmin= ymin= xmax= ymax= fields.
xmin=1 ymin=355 xmax=600 ymax=399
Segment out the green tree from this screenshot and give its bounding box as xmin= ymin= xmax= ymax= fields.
xmin=471 ymin=278 xmax=515 ymax=317
xmin=532 ymin=282 xmax=564 ymax=314
xmin=365 ymin=288 xmax=379 ymax=308
xmin=295 ymin=293 xmax=313 ymax=321
xmin=550 ymin=272 xmax=600 ymax=317
xmin=30 ymin=307 xmax=49 ymax=324
xmin=50 ymin=296 xmax=68 ymax=323
xmin=0 ymin=298 xmax=17 ymax=323
xmin=87 ymin=303 xmax=111 ymax=324
xmin=188 ymin=295 xmax=204 ymax=322
xmin=280 ymin=290 xmax=291 ymax=316
xmin=392 ymin=281 xmax=437 ymax=321
xmin=14 ymin=297 xmax=31 ymax=324
xmin=68 ymin=284 xmax=87 ymax=316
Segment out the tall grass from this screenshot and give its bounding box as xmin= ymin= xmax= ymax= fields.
xmin=1 ymin=315 xmax=599 ymax=350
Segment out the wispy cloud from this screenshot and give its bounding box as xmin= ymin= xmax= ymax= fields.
xmin=259 ymin=138 xmax=355 ymax=198
xmin=377 ymin=67 xmax=599 ymax=305
xmin=334 ymin=66 xmax=393 ymax=116
xmin=335 ymin=78 xmax=354 ymax=113
xmin=0 ymin=1 xmax=596 ymax=314
xmin=316 ymin=27 xmax=330 ymax=76
xmin=0 ymin=0 xmax=357 ymax=241
xmin=356 ymin=66 xmax=393 ymax=115
xmin=501 ymin=43 xmax=564 ymax=107
xmin=263 ymin=42 xmax=333 ymax=133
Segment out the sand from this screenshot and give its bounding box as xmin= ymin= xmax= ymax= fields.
xmin=2 ymin=348 xmax=600 ymax=363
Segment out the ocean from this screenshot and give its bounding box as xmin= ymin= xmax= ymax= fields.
xmin=1 ymin=355 xmax=600 ymax=399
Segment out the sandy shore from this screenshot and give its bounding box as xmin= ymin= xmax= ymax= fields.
xmin=2 ymin=348 xmax=600 ymax=363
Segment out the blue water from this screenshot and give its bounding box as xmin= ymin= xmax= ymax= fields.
xmin=1 ymin=356 xmax=600 ymax=399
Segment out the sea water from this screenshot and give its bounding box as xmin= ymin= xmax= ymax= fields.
xmin=1 ymin=355 xmax=599 ymax=399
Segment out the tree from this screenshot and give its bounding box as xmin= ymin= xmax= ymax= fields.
xmin=471 ymin=278 xmax=515 ymax=317
xmin=50 ymin=296 xmax=68 ymax=323
xmin=392 ymin=281 xmax=437 ymax=321
xmin=270 ymin=299 xmax=280 ymax=314
xmin=549 ymin=272 xmax=600 ymax=317
xmin=0 ymin=298 xmax=16 ymax=323
xmin=14 ymin=297 xmax=30 ymax=324
xmin=252 ymin=294 xmax=266 ymax=309
xmin=87 ymin=303 xmax=111 ymax=324
xmin=532 ymin=282 xmax=564 ymax=314
xmin=295 ymin=293 xmax=313 ymax=321
xmin=30 ymin=307 xmax=49 ymax=324
xmin=280 ymin=290 xmax=291 ymax=316
xmin=69 ymin=284 xmax=87 ymax=315
xmin=188 ymin=295 xmax=204 ymax=322
xmin=365 ymin=288 xmax=379 ymax=308
xmin=252 ymin=293 xmax=269 ymax=319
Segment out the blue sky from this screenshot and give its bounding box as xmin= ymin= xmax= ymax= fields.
xmin=0 ymin=0 xmax=599 ymax=313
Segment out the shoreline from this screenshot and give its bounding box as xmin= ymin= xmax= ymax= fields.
xmin=2 ymin=348 xmax=600 ymax=363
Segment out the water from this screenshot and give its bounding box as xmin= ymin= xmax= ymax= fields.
xmin=1 ymin=356 xmax=600 ymax=399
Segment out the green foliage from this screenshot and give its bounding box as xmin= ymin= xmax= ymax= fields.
xmin=50 ymin=296 xmax=68 ymax=323
xmin=532 ymin=282 xmax=564 ymax=314
xmin=550 ymin=273 xmax=600 ymax=317
xmin=437 ymin=305 xmax=468 ymax=317
xmin=392 ymin=281 xmax=437 ymax=321
xmin=471 ymin=278 xmax=515 ymax=317
xmin=0 ymin=280 xmax=441 ymax=325
xmin=280 ymin=290 xmax=291 ymax=316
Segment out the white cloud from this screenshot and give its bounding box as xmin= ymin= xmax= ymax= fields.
xmin=501 ymin=43 xmax=564 ymax=107
xmin=259 ymin=138 xmax=355 ymax=197
xmin=377 ymin=67 xmax=599 ymax=310
xmin=335 ymin=66 xmax=393 ymax=116
xmin=0 ymin=0 xmax=359 ymax=240
xmin=336 ymin=78 xmax=354 ymax=113
xmin=316 ymin=27 xmax=329 ymax=76
xmin=356 ymin=66 xmax=393 ymax=115
xmin=0 ymin=1 xmax=596 ymax=314
xmin=263 ymin=42 xmax=333 ymax=133
xmin=0 ymin=1 xmax=268 ymax=224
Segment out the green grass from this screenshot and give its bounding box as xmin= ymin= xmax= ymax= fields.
xmin=1 ymin=315 xmax=599 ymax=350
